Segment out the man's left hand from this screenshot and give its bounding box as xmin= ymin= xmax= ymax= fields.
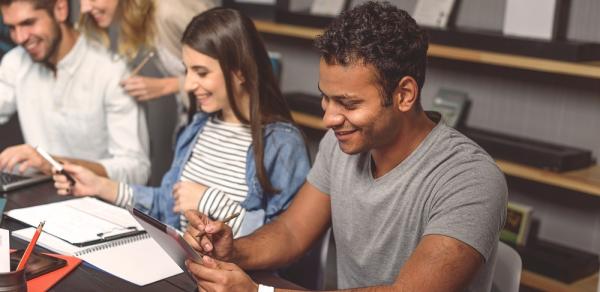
xmin=187 ymin=256 xmax=258 ymax=292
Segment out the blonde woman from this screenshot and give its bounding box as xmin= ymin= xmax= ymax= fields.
xmin=79 ymin=0 xmax=218 ymax=129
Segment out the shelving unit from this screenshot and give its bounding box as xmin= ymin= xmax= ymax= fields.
xmin=264 ymin=19 xmax=600 ymax=292
xmin=254 ymin=20 xmax=600 ymax=79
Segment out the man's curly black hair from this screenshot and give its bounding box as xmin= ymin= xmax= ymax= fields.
xmin=314 ymin=1 xmax=429 ymax=109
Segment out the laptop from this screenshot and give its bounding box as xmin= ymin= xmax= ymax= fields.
xmin=0 ymin=170 xmax=51 ymax=192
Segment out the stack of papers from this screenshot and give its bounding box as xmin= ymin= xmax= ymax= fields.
xmin=7 ymin=198 xmax=183 ymax=286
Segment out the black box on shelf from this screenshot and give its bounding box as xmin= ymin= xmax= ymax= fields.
xmin=223 ymin=0 xmax=285 ymax=20
xmin=461 ymin=127 xmax=593 ymax=172
xmin=514 ymin=239 xmax=599 ymax=283
xmin=275 ymin=10 xmax=335 ymax=29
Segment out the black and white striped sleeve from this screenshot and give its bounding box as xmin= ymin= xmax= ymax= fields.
xmin=115 ymin=182 xmax=134 ymax=208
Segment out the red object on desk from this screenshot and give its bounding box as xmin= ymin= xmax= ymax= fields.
xmin=26 ymin=253 xmax=81 ymax=292
xmin=16 ymin=221 xmax=45 ymax=271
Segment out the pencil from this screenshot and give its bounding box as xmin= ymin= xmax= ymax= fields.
xmin=130 ymin=51 xmax=155 ymax=76
xmin=17 ymin=221 xmax=45 ymax=271
xmin=196 ymin=212 xmax=240 ymax=239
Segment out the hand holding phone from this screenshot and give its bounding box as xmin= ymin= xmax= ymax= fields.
xmin=34 ymin=146 xmax=76 ymax=185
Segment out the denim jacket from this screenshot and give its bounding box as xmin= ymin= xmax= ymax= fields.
xmin=131 ymin=112 xmax=310 ymax=235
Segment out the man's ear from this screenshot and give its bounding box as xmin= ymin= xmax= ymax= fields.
xmin=53 ymin=0 xmax=69 ymax=23
xmin=394 ymin=76 xmax=419 ymax=112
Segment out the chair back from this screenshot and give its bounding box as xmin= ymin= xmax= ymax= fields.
xmin=491 ymin=241 xmax=522 ymax=292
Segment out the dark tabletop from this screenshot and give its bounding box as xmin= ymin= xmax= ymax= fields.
xmin=1 ymin=182 xmax=304 ymax=291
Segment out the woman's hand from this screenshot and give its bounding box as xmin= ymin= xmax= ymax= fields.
xmin=53 ymin=163 xmax=118 ymax=203
xmin=173 ymin=181 xmax=208 ymax=213
xmin=120 ymin=76 xmax=179 ymax=101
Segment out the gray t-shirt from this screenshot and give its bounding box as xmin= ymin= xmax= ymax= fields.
xmin=307 ymin=119 xmax=507 ymax=291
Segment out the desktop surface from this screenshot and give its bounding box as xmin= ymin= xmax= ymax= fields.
xmin=2 ymin=182 xmax=304 ymax=291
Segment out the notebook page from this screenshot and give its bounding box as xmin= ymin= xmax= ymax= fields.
xmin=6 ymin=197 xmax=142 ymax=244
xmin=12 ymin=228 xmax=183 ymax=286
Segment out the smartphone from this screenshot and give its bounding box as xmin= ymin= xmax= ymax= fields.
xmin=10 ymin=250 xmax=67 ymax=279
xmin=34 ymin=146 xmax=75 ymax=185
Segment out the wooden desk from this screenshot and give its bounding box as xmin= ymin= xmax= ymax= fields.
xmin=1 ymin=182 xmax=304 ymax=291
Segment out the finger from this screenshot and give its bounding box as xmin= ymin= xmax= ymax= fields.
xmin=205 ymin=221 xmax=228 ymax=236
xmin=184 ymin=209 xmax=209 ymax=228
xmin=187 ymin=259 xmax=226 ymax=281
xmin=204 ymin=256 xmax=239 ymax=271
xmin=54 ymin=181 xmax=71 ymax=190
xmin=183 ymin=230 xmax=202 ymax=250
xmin=18 ymin=160 xmax=31 ymax=173
xmin=199 ymin=234 xmax=213 ymax=253
xmin=125 ymin=88 xmax=147 ymax=97
xmin=52 ymin=174 xmax=67 ymax=183
xmin=6 ymin=155 xmax=24 ymax=173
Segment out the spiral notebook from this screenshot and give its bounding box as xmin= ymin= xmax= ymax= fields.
xmin=13 ymin=227 xmax=182 ymax=286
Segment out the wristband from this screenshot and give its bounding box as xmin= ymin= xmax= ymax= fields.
xmin=258 ymin=284 xmax=275 ymax=292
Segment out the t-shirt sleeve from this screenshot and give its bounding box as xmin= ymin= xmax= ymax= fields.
xmin=306 ymin=130 xmax=337 ymax=195
xmin=424 ymin=159 xmax=508 ymax=262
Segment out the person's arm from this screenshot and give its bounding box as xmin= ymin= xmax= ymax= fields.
xmin=235 ymin=183 xmax=332 ymax=270
xmin=185 ymin=181 xmax=332 ymax=270
xmin=54 ymin=156 xmax=108 ymax=177
xmin=120 ymin=76 xmax=180 ymax=101
xmin=187 ymin=227 xmax=483 ymax=292
xmin=0 ymin=48 xmax=20 ymax=124
xmin=99 ymin=64 xmax=151 ymax=184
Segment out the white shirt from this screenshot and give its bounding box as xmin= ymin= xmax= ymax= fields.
xmin=0 ymin=36 xmax=150 ymax=184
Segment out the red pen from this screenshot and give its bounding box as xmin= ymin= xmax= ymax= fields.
xmin=16 ymin=221 xmax=45 ymax=271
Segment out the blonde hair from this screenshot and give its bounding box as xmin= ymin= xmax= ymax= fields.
xmin=78 ymin=0 xmax=156 ymax=60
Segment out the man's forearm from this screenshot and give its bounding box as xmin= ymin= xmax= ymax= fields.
xmin=274 ymin=285 xmax=398 ymax=292
xmin=233 ymin=218 xmax=308 ymax=271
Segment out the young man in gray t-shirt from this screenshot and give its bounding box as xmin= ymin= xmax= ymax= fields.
xmin=183 ymin=2 xmax=507 ymax=291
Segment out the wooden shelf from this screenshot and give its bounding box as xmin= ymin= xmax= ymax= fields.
xmin=289 ymin=111 xmax=600 ymax=197
xmin=254 ymin=20 xmax=600 ymax=79
xmin=522 ymin=270 xmax=598 ymax=292
xmin=497 ymin=160 xmax=600 ymax=197
xmin=291 ymin=111 xmax=326 ymax=130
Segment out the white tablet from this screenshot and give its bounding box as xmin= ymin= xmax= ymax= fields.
xmin=130 ymin=207 xmax=203 ymax=272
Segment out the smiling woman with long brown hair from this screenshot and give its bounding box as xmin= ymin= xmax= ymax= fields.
xmin=54 ymin=7 xmax=311 ymax=236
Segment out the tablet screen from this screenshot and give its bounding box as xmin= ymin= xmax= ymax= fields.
xmin=131 ymin=208 xmax=203 ymax=271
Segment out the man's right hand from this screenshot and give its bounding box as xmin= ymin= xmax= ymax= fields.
xmin=184 ymin=210 xmax=236 ymax=262
xmin=0 ymin=144 xmax=52 ymax=174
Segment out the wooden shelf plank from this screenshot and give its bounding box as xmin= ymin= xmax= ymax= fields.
xmin=254 ymin=20 xmax=600 ymax=79
xmin=497 ymin=160 xmax=600 ymax=197
xmin=290 ymin=111 xmax=600 ymax=197
xmin=291 ymin=111 xmax=326 ymax=130
xmin=428 ymin=44 xmax=600 ymax=79
xmin=522 ymin=270 xmax=598 ymax=292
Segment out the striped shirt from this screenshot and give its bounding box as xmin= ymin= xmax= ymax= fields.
xmin=116 ymin=116 xmax=252 ymax=236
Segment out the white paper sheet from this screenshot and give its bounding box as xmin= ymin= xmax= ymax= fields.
xmin=0 ymin=229 xmax=9 ymax=273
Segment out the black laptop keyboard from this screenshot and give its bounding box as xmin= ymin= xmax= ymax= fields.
xmin=0 ymin=172 xmax=29 ymax=185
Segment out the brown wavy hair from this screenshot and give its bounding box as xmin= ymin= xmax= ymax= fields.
xmin=78 ymin=0 xmax=155 ymax=60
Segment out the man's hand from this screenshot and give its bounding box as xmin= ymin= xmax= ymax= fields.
xmin=53 ymin=163 xmax=118 ymax=203
xmin=120 ymin=76 xmax=178 ymax=101
xmin=184 ymin=210 xmax=235 ymax=261
xmin=173 ymin=181 xmax=208 ymax=213
xmin=187 ymin=256 xmax=258 ymax=292
xmin=0 ymin=144 xmax=52 ymax=174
